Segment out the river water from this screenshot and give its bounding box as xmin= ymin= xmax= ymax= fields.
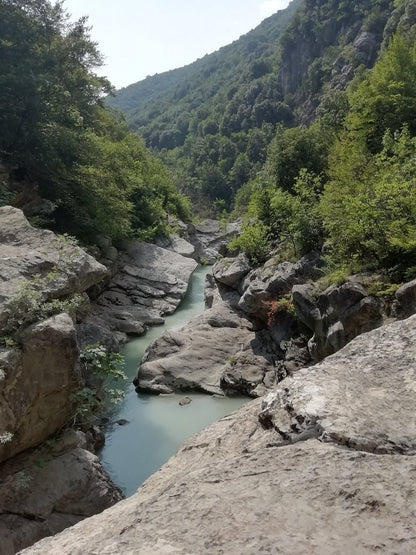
xmin=99 ymin=266 xmax=247 ymax=497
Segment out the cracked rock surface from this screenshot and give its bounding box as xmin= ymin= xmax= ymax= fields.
xmin=21 ymin=315 xmax=416 ymax=554
xmin=85 ymin=241 xmax=198 ymax=344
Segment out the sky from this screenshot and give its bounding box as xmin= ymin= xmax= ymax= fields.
xmin=63 ymin=0 xmax=291 ymax=89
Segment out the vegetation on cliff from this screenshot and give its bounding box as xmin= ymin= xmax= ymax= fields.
xmin=0 ymin=0 xmax=190 ymax=242
xmin=108 ymin=0 xmax=416 ymax=279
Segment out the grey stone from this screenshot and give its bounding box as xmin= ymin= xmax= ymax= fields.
xmin=134 ymin=300 xmax=272 ymax=397
xmin=212 ymin=253 xmax=251 ymax=288
xmin=396 ymin=278 xmax=416 ymax=318
xmin=20 ymin=316 xmax=416 ymax=555
xmin=238 ymin=252 xmax=323 ymax=319
xmin=0 ymin=206 xmax=108 ymax=328
xmin=293 ymin=280 xmax=383 ymax=360
xmin=89 ymin=242 xmax=198 ymax=341
xmin=0 ymin=432 xmax=123 ymax=555
xmin=0 ymin=313 xmax=80 ymax=463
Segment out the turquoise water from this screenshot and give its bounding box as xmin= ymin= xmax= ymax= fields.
xmin=99 ymin=266 xmax=247 ymax=497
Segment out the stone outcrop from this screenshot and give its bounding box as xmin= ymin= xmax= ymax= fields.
xmin=0 ymin=208 xmax=124 ymax=553
xmin=0 ymin=313 xmax=80 ymax=463
xmin=292 ymin=280 xmax=383 ymax=360
xmin=188 ymin=219 xmax=240 ymax=263
xmin=0 ymin=430 xmax=123 ymax=555
xmin=396 ymin=278 xmax=416 ymax=318
xmin=21 ymin=315 xmax=416 ymax=555
xmin=134 ymin=253 xmax=317 ymax=397
xmin=238 ymin=252 xmax=323 ymax=320
xmin=135 ymin=299 xmax=267 ymax=396
xmin=0 ymin=206 xmax=108 ymax=329
xmin=84 ymin=241 xmax=198 ymax=345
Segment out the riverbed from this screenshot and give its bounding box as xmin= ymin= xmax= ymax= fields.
xmin=99 ymin=266 xmax=247 ymax=497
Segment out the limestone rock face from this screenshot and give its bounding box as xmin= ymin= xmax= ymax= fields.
xmin=396 ymin=278 xmax=416 ymax=318
xmin=189 ymin=219 xmax=240 ymax=263
xmin=21 ymin=316 xmax=416 ymax=555
xmin=212 ymin=253 xmax=251 ymax=288
xmin=292 ymin=280 xmax=383 ymax=360
xmin=238 ymin=252 xmax=323 ymax=320
xmin=85 ymin=241 xmax=198 ymax=344
xmin=0 ymin=313 xmax=80 ymax=463
xmin=0 ymin=430 xmax=123 ymax=555
xmin=134 ymin=300 xmax=272 ymax=396
xmin=0 ymin=206 xmax=108 ymax=328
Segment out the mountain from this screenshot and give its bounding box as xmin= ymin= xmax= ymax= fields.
xmin=107 ymin=0 xmax=416 ymax=212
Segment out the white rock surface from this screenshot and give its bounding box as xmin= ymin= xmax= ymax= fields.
xmin=20 ymin=316 xmax=416 ymax=555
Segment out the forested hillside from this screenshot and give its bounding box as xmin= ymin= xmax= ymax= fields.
xmin=0 ymin=0 xmax=189 ymax=243
xmin=109 ymin=0 xmax=414 ymax=212
xmin=110 ymin=0 xmax=416 ymax=282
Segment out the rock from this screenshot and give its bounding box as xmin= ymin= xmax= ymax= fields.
xmin=212 ymin=253 xmax=251 ymax=288
xmin=238 ymin=252 xmax=323 ymax=320
xmin=87 ymin=242 xmax=198 ymax=341
xmin=189 ymin=219 xmax=240 ymax=263
xmin=0 ymin=431 xmax=123 ymax=555
xmin=396 ymin=278 xmax=416 ymax=318
xmin=21 ymin=316 xmax=416 ymax=555
xmin=134 ymin=300 xmax=275 ymax=397
xmin=156 ymin=233 xmax=196 ymax=258
xmin=178 ymin=396 xmax=192 ymax=406
xmin=0 ymin=206 xmax=108 ymax=328
xmin=0 ymin=313 xmax=80 ymax=463
xmin=292 ymin=280 xmax=383 ymax=360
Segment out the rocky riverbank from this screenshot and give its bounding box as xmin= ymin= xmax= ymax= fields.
xmin=1 ymin=207 xmax=233 ymax=554
xmin=20 ymin=314 xmax=416 ymax=554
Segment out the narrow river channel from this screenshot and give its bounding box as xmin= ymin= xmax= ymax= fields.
xmin=99 ymin=266 xmax=247 ymax=497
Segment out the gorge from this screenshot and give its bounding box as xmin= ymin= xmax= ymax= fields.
xmin=1 ymin=0 xmax=416 ymax=553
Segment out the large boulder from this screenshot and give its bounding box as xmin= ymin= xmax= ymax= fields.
xmin=134 ymin=300 xmax=268 ymax=396
xmin=238 ymin=252 xmax=323 ymax=320
xmin=21 ymin=316 xmax=416 ymax=555
xmin=0 ymin=206 xmax=108 ymax=329
xmin=85 ymin=242 xmax=198 ymax=344
xmin=212 ymin=253 xmax=251 ymax=289
xmin=395 ymin=278 xmax=416 ymax=318
xmin=0 ymin=313 xmax=80 ymax=463
xmin=188 ymin=219 xmax=240 ymax=263
xmin=292 ymin=280 xmax=383 ymax=360
xmin=0 ymin=430 xmax=123 ymax=555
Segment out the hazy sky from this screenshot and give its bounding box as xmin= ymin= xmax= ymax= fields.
xmin=63 ymin=0 xmax=291 ymax=89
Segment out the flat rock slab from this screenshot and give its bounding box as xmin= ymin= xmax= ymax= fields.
xmin=135 ymin=299 xmax=278 ymax=396
xmin=20 ymin=315 xmax=416 ymax=554
xmin=259 ymin=314 xmax=416 ymax=454
xmin=87 ymin=242 xmax=198 ymax=338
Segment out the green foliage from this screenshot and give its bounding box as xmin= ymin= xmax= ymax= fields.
xmin=347 ymin=32 xmax=416 ymax=152
xmin=72 ymin=344 xmax=127 ymax=429
xmin=0 ymin=0 xmax=188 ymax=242
xmin=264 ymin=294 xmax=296 ymax=325
xmin=263 ymin=123 xmax=331 ymax=192
xmin=321 ymin=126 xmax=416 ymax=273
xmin=228 ymin=221 xmax=270 ymax=265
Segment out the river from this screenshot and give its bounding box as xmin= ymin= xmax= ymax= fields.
xmin=99 ymin=265 xmax=247 ymax=497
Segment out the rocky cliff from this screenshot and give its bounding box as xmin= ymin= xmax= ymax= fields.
xmin=20 ymin=314 xmax=416 ymax=554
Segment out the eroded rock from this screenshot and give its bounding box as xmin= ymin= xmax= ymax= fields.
xmin=85 ymin=242 xmax=198 ymax=343
xmin=20 ymin=316 xmax=416 ymax=555
xmin=292 ymin=280 xmax=383 ymax=360
xmin=0 ymin=430 xmax=123 ymax=555
xmin=238 ymin=252 xmax=323 ymax=320
xmin=0 ymin=206 xmax=108 ymax=329
xmin=0 ymin=313 xmax=80 ymax=463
